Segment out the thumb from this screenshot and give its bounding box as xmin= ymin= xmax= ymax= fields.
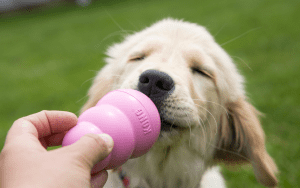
xmin=65 ymin=133 xmax=114 ymax=169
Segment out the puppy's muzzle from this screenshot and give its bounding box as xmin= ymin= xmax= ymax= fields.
xmin=138 ymin=69 xmax=175 ymax=100
xmin=138 ymin=70 xmax=176 ymax=132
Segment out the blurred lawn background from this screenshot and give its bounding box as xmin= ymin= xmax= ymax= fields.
xmin=0 ymin=0 xmax=299 ymax=187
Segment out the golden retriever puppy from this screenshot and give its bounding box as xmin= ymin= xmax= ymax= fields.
xmin=82 ymin=18 xmax=278 ymax=188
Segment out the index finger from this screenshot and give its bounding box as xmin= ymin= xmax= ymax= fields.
xmin=6 ymin=110 xmax=78 ymax=144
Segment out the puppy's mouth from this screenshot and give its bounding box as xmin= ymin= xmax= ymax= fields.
xmin=149 ymin=98 xmax=184 ymax=132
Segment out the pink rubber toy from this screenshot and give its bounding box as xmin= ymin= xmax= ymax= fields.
xmin=62 ymin=89 xmax=161 ymax=174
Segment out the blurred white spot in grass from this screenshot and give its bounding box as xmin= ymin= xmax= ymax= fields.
xmin=76 ymin=0 xmax=91 ymax=7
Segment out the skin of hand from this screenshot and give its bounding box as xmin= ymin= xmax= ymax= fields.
xmin=0 ymin=110 xmax=114 ymax=188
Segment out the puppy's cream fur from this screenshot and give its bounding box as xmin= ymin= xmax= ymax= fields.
xmin=82 ymin=19 xmax=278 ymax=188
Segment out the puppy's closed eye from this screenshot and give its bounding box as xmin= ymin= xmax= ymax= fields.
xmin=129 ymin=53 xmax=146 ymax=62
xmin=191 ymin=66 xmax=213 ymax=78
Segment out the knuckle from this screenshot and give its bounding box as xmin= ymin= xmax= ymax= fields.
xmin=13 ymin=117 xmax=26 ymax=125
xmin=40 ymin=110 xmax=50 ymax=114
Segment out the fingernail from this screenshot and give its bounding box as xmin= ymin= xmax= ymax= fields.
xmin=98 ymin=134 xmax=114 ymax=151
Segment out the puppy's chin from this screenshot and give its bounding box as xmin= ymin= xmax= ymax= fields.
xmin=156 ymin=128 xmax=182 ymax=146
xmin=157 ymin=111 xmax=191 ymax=146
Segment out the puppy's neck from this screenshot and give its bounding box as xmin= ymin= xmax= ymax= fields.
xmin=123 ymin=133 xmax=210 ymax=188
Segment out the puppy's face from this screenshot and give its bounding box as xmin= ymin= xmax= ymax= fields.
xmin=103 ymin=21 xmax=229 ymax=147
xmin=82 ymin=19 xmax=278 ymax=187
xmin=115 ymin=36 xmax=218 ymax=139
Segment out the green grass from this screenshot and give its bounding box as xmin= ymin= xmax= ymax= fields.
xmin=0 ymin=0 xmax=299 ymax=187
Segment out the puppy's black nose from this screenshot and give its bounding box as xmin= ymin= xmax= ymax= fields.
xmin=138 ymin=70 xmax=175 ymax=98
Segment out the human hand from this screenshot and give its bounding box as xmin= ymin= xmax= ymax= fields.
xmin=0 ymin=110 xmax=114 ymax=188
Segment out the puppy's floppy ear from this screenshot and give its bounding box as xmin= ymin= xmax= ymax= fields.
xmin=80 ymin=63 xmax=119 ymax=114
xmin=214 ymin=98 xmax=278 ymax=187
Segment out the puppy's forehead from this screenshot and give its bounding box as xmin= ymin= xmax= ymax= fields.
xmin=147 ymin=20 xmax=214 ymax=42
xmin=106 ymin=19 xmax=215 ymax=62
xmin=135 ymin=33 xmax=217 ymax=69
xmin=130 ymin=36 xmax=167 ymax=52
